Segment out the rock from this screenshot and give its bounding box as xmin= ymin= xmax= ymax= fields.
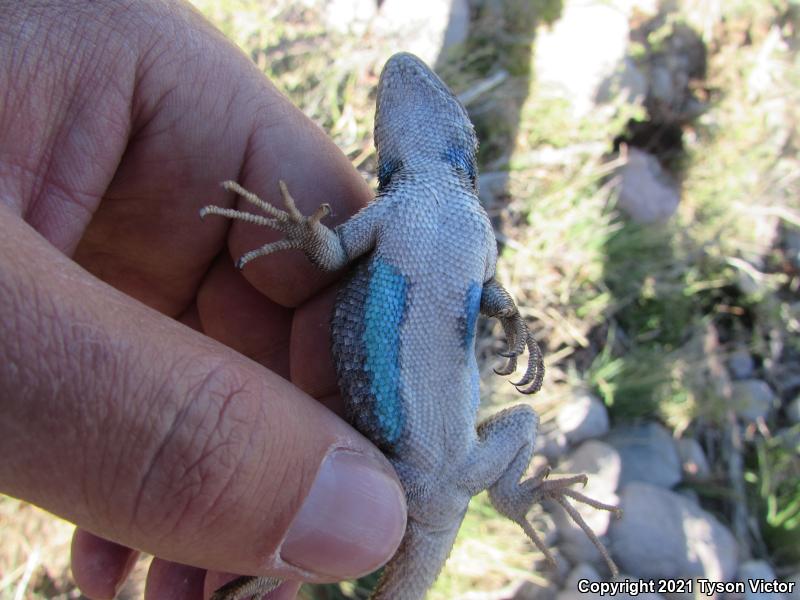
xmin=605 ymin=422 xmax=682 ymax=489
xmin=676 ymin=488 xmax=699 ymax=505
xmin=738 ymin=561 xmax=785 ymax=600
xmin=596 ymin=56 xmax=648 ymax=105
xmin=373 ymin=0 xmax=469 ymax=65
xmin=556 ymin=564 xmax=601 ymax=600
xmin=536 ymin=429 xmax=569 ymax=462
xmin=677 ymin=437 xmax=710 ymax=480
xmin=616 ymin=148 xmax=681 ymax=223
xmin=560 ymin=440 xmax=621 ymax=496
xmin=535 ymin=508 xmax=560 ymax=548
xmin=610 ymin=483 xmax=738 ymax=583
xmin=731 ymin=379 xmax=779 ymax=422
xmin=556 ymin=391 xmax=610 ymax=445
xmin=787 ymin=395 xmax=800 ymax=425
xmin=565 ymin=562 xmax=601 ymax=587
xmin=513 ymin=579 xmax=557 ymax=600
xmin=528 ymin=544 xmax=571 ymax=586
xmin=783 ymin=225 xmax=800 ymax=271
xmin=551 ymin=441 xmax=621 ymax=567
xmin=727 ymin=350 xmax=755 ymax=380
xmin=534 ymin=0 xmax=630 ymax=117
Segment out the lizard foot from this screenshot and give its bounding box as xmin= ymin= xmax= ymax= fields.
xmin=511 ymin=466 xmax=621 ymax=576
xmin=200 ymin=180 xmax=333 ymax=269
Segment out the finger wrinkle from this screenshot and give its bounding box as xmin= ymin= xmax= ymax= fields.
xmin=242 ymin=101 xmax=308 ymax=177
xmin=186 ymin=374 xmax=268 ymax=540
xmin=130 ymin=33 xmax=182 ymax=128
xmin=59 ymin=316 xmax=138 ymax=523
xmin=130 ymin=370 xmax=196 ymax=540
xmin=0 ymin=5 xmax=136 ymax=247
xmin=181 ymin=362 xmax=297 ymax=559
xmin=0 ymin=236 xmax=122 ymax=503
xmin=129 ymin=357 xmax=259 ymax=544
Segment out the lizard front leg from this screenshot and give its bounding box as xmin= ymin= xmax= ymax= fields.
xmin=462 ymin=405 xmax=621 ymax=575
xmin=480 ymin=278 xmax=544 ymax=394
xmin=201 ymin=180 xmax=349 ymax=271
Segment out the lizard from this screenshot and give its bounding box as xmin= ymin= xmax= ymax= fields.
xmin=200 ymin=52 xmax=620 ymax=600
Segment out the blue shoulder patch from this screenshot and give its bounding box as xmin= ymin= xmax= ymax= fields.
xmin=443 ymin=144 xmax=477 ymax=187
xmin=363 ymin=259 xmax=408 ymax=445
xmin=377 ymin=157 xmax=403 ymax=191
xmin=463 ymin=281 xmax=482 ymax=348
xmin=463 ymin=281 xmax=482 ymax=412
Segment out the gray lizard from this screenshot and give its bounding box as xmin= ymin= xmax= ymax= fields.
xmin=201 ymin=52 xmax=620 ymax=600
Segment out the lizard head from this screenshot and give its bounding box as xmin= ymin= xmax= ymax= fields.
xmin=374 ymin=52 xmax=478 ymax=192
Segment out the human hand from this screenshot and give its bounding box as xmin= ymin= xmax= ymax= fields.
xmin=0 ymin=1 xmax=405 ymax=598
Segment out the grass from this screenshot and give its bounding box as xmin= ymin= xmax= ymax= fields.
xmin=749 ymin=429 xmax=800 ymax=564
xmin=0 ymin=499 xmax=73 ymax=600
xmin=2 ymin=0 xmax=799 ymax=597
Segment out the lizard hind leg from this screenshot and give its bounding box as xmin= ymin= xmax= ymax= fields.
xmin=468 ymin=405 xmax=621 ymax=576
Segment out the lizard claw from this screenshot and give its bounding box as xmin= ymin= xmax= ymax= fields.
xmin=499 ymin=316 xmax=526 ymax=357
xmin=494 ymin=317 xmax=523 ymax=376
xmin=310 ymin=203 xmax=333 ymax=224
xmin=497 ymin=321 xmax=543 ymax=394
xmin=494 ymin=359 xmax=517 ymax=377
xmin=482 ymin=280 xmax=544 ymax=393
xmin=511 ymin=332 xmax=544 ymax=394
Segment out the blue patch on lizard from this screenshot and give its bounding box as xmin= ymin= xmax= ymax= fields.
xmin=363 ymin=258 xmax=408 ymax=444
xmin=464 ymin=281 xmax=482 ymax=411
xmin=377 ymin=158 xmax=403 ymax=191
xmin=463 ymin=281 xmax=482 ymax=348
xmin=443 ymin=145 xmax=477 ymax=187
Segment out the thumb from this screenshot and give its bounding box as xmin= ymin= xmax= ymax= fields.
xmin=0 ymin=209 xmax=406 ymax=581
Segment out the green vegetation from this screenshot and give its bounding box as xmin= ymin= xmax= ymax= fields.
xmin=749 ymin=429 xmax=800 ymax=564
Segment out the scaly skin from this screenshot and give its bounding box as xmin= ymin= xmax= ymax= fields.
xmin=202 ymin=53 xmax=619 ymax=600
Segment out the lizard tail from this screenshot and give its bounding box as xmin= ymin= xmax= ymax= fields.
xmin=209 ymin=575 xmax=281 ymax=600
xmin=370 ymin=517 xmax=463 ymax=600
